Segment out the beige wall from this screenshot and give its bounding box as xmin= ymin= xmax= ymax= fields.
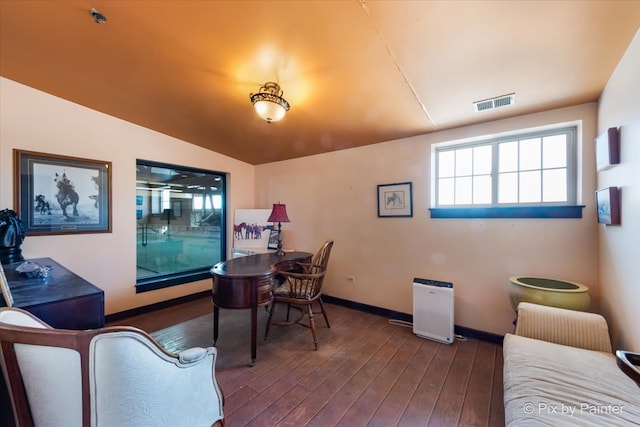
xmin=0 ymin=75 xmax=615 ymax=339
xmin=597 ymin=29 xmax=640 ymax=351
xmin=0 ymin=78 xmax=255 ymax=315
xmin=255 ymin=104 xmax=600 ymax=336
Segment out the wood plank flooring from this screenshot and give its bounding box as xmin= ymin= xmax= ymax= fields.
xmin=108 ymin=296 xmax=505 ymax=426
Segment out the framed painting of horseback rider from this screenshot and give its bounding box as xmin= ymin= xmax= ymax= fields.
xmin=13 ymin=150 xmax=112 ymax=235
xmin=377 ymin=182 xmax=413 ymax=218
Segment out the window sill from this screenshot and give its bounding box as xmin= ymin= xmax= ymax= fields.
xmin=429 ymin=205 xmax=585 ymax=219
xmin=136 ymin=269 xmax=212 ymax=293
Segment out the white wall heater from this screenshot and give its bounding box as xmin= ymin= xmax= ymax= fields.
xmin=413 ymin=277 xmax=454 ymax=344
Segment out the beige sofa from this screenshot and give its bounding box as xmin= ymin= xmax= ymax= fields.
xmin=503 ymin=302 xmax=640 ymax=426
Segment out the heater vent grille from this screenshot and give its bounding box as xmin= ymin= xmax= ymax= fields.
xmin=474 ymin=93 xmax=515 ymax=112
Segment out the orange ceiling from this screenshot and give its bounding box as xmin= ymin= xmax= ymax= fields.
xmin=1 ymin=1 xmax=639 ymax=165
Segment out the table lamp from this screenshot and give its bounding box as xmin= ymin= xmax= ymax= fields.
xmin=267 ymin=203 xmax=290 ymax=256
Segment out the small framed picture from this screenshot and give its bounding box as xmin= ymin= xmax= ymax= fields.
xmin=14 ymin=150 xmax=112 ymax=235
xmin=267 ymin=229 xmax=280 ymax=250
xmin=596 ymin=187 xmax=621 ymax=225
xmin=0 ymin=263 xmax=13 ymax=307
xmin=377 ymin=182 xmax=413 ymax=217
xmin=595 ymin=127 xmax=620 ymax=171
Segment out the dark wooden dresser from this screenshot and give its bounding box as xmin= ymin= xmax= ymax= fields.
xmin=1 ymin=257 xmax=105 ymax=329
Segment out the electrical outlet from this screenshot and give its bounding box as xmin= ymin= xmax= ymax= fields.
xmin=346 ymin=275 xmax=356 ymax=283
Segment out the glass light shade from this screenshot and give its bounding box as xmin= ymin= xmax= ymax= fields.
xmin=254 ymin=100 xmax=286 ymax=123
xmin=250 ymin=82 xmax=290 ymax=123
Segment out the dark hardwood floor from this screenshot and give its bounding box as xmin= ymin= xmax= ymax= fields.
xmin=108 ymin=296 xmax=505 ymax=426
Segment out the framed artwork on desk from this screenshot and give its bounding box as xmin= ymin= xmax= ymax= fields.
xmin=233 ymin=209 xmax=272 ymax=249
xmin=267 ymin=229 xmax=280 ymax=250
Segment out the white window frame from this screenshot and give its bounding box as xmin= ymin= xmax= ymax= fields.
xmin=431 ymin=125 xmax=581 ymax=219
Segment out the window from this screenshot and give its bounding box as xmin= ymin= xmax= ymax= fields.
xmin=136 ymin=160 xmax=226 ymax=292
xmin=431 ymin=126 xmax=583 ymax=219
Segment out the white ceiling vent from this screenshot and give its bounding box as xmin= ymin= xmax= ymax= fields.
xmin=473 ymin=93 xmax=515 ymax=112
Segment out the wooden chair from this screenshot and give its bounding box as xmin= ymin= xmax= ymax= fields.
xmin=310 ymin=240 xmax=334 ymax=272
xmin=0 ymin=307 xmax=224 ymax=427
xmin=264 ymin=265 xmax=327 ymax=349
xmin=294 ymin=239 xmax=334 ymax=327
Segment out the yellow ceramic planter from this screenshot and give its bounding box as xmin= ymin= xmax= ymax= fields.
xmin=508 ymin=276 xmax=591 ymax=312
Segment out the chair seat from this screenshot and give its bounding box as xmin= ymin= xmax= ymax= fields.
xmin=274 ymin=280 xmax=314 ymax=300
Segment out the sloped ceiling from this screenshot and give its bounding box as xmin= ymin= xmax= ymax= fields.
xmin=1 ymin=1 xmax=639 ymax=164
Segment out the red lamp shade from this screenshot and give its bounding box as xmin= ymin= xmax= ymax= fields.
xmin=267 ymin=203 xmax=290 ymax=223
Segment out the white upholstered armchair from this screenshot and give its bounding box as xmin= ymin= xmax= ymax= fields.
xmin=0 ymin=307 xmax=224 ymax=427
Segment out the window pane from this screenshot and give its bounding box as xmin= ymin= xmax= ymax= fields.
xmin=433 ymin=126 xmax=576 ymax=210
xmin=438 ymin=151 xmax=455 ymax=178
xmin=519 ymin=170 xmax=541 ymax=202
xmin=543 ymin=169 xmax=567 ymax=202
xmin=473 ymin=145 xmax=492 ymax=174
xmin=498 ymin=172 xmax=518 ymax=203
xmin=543 ymin=135 xmax=567 ymax=169
xmin=499 ymin=141 xmax=518 ymax=172
xmin=438 ymin=178 xmax=455 ymax=205
xmin=136 ymin=161 xmax=225 ymax=285
xmin=473 ymin=175 xmax=492 ymax=204
xmin=456 ymin=148 xmax=473 ymax=176
xmin=455 ymin=176 xmax=472 ymax=204
xmin=519 ymin=138 xmax=541 ymax=171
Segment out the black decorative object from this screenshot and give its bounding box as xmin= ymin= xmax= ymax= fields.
xmin=0 ymin=209 xmax=26 ymax=264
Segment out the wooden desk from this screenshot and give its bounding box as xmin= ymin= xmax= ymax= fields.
xmin=210 ymin=251 xmax=312 ymax=365
xmin=1 ymin=257 xmax=105 ymax=329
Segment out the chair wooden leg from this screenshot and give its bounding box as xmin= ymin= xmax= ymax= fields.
xmin=286 ymin=303 xmax=291 ymax=321
xmin=264 ymin=301 xmax=276 ymax=340
xmin=318 ymin=298 xmax=330 ymax=328
xmin=307 ymin=304 xmax=318 ymax=350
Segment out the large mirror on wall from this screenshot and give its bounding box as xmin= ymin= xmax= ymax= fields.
xmin=135 ymin=160 xmax=226 ymax=292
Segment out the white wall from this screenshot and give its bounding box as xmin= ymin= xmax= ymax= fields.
xmin=255 ymin=104 xmax=600 ymax=336
xmin=0 ymin=78 xmax=255 ymax=315
xmin=597 ymin=29 xmax=640 ymax=351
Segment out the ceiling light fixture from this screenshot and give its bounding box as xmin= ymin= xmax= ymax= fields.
xmin=250 ymin=82 xmax=290 ymax=123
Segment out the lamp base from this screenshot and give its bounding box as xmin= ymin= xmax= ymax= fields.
xmin=274 ymin=222 xmax=285 ymax=256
